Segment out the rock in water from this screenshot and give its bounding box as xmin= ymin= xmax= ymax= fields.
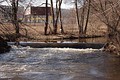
xmin=0 ymin=37 xmax=11 ymax=53
xmin=103 ymin=42 xmax=119 ymax=55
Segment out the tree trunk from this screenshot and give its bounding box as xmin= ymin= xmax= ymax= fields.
xmin=80 ymin=1 xmax=85 ymax=35
xmin=84 ymin=0 xmax=91 ymax=34
xmin=53 ymin=0 xmax=62 ymax=34
xmin=75 ymin=0 xmax=81 ymax=36
xmin=12 ymin=0 xmax=20 ymax=38
xmin=53 ymin=0 xmax=59 ymax=34
xmin=44 ymin=0 xmax=48 ymax=35
xmin=59 ymin=0 xmax=64 ymax=34
xmin=50 ymin=0 xmax=55 ymax=33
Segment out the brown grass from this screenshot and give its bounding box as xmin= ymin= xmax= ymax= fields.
xmin=0 ymin=22 xmax=107 ymax=42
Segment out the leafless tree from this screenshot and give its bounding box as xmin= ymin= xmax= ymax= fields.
xmin=84 ymin=0 xmax=91 ymax=34
xmin=44 ymin=0 xmax=48 ymax=35
xmin=0 ymin=0 xmax=32 ymax=40
xmin=11 ymin=0 xmax=20 ymax=38
xmin=50 ymin=0 xmax=55 ymax=33
xmin=75 ymin=0 xmax=81 ymax=36
xmin=59 ymin=0 xmax=64 ymax=34
xmin=90 ymin=0 xmax=120 ymax=47
xmin=52 ymin=0 xmax=63 ymax=34
xmin=74 ymin=0 xmax=91 ymax=36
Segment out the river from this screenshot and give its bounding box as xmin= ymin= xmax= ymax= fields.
xmin=0 ymin=45 xmax=120 ymax=80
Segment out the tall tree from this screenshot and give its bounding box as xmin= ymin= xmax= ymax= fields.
xmin=84 ymin=0 xmax=91 ymax=34
xmin=11 ymin=0 xmax=20 ymax=38
xmin=59 ymin=1 xmax=64 ymax=34
xmin=44 ymin=0 xmax=48 ymax=35
xmin=75 ymin=0 xmax=81 ymax=36
xmin=74 ymin=0 xmax=91 ymax=36
xmin=50 ymin=0 xmax=55 ymax=33
xmin=53 ymin=0 xmax=63 ymax=34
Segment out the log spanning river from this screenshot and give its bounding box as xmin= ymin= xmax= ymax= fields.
xmin=0 ymin=45 xmax=120 ymax=80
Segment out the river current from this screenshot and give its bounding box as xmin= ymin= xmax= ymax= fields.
xmin=0 ymin=46 xmax=120 ymax=80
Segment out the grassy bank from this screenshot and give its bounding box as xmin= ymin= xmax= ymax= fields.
xmin=0 ymin=23 xmax=107 ymax=42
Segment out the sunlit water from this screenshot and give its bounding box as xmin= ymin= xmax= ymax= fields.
xmin=0 ymin=46 xmax=120 ymax=80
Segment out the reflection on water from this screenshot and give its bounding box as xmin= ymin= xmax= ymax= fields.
xmin=0 ymin=46 xmax=120 ymax=80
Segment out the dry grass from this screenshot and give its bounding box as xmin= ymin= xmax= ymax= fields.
xmin=0 ymin=22 xmax=107 ymax=42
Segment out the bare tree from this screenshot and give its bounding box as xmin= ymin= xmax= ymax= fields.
xmin=0 ymin=0 xmax=32 ymax=40
xmin=59 ymin=0 xmax=64 ymax=34
xmin=84 ymin=0 xmax=91 ymax=34
xmin=90 ymin=0 xmax=120 ymax=47
xmin=11 ymin=0 xmax=32 ymax=38
xmin=50 ymin=0 xmax=55 ymax=33
xmin=44 ymin=0 xmax=48 ymax=35
xmin=11 ymin=0 xmax=20 ymax=38
xmin=53 ymin=0 xmax=63 ymax=34
xmin=74 ymin=0 xmax=91 ymax=36
xmin=75 ymin=0 xmax=82 ymax=36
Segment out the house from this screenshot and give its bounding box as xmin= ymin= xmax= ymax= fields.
xmin=24 ymin=6 xmax=51 ymax=23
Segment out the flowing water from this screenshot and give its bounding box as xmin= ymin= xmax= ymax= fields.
xmin=0 ymin=46 xmax=120 ymax=80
